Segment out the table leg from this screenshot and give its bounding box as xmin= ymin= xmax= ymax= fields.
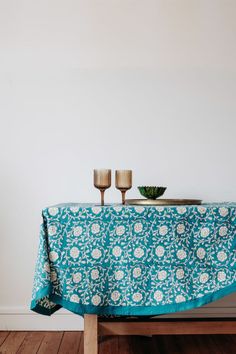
xmin=84 ymin=314 xmax=98 ymax=354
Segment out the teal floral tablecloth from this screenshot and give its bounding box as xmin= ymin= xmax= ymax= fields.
xmin=31 ymin=203 xmax=236 ymax=316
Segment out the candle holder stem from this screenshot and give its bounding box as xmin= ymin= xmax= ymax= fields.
xmin=100 ymin=189 xmax=105 ymax=206
xmin=121 ymin=190 xmax=126 ymax=205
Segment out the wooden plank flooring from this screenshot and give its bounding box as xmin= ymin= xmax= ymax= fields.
xmin=0 ymin=332 xmax=236 ymax=353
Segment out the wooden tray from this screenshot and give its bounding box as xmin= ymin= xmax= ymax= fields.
xmin=125 ymin=199 xmax=202 ymax=206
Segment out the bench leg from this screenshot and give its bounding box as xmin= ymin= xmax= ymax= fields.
xmin=84 ymin=314 xmax=98 ymax=354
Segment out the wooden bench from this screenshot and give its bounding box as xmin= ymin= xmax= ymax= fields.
xmin=84 ymin=315 xmax=236 ymax=354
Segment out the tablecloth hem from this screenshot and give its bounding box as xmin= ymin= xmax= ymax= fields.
xmin=30 ymin=282 xmax=236 ymax=317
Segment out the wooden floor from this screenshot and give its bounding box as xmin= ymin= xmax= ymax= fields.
xmin=1 ymin=331 xmax=236 ymax=353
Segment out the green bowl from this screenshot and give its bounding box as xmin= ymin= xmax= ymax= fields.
xmin=138 ymin=186 xmax=167 ymax=200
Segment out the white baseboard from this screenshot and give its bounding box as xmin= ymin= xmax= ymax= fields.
xmin=1 ymin=306 xmax=236 ymax=331
xmin=0 ymin=308 xmax=84 ymax=331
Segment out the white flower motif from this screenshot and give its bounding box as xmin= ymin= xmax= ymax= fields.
xmin=44 ymin=262 xmax=50 ymax=272
xmin=201 ymin=227 xmax=210 ymax=238
xmin=156 ymin=207 xmax=164 ymax=212
xmin=91 ymin=223 xmax=100 ymax=234
xmin=92 ymin=295 xmax=101 ymax=306
xmin=155 ymin=246 xmax=165 ymax=258
xmin=91 ymin=248 xmax=102 ymax=259
xmin=132 ymin=292 xmax=143 ymax=302
xmin=48 ymin=207 xmax=59 ymax=216
xmin=72 ymin=272 xmax=82 ymax=283
xmin=133 ymin=267 xmax=142 ymax=278
xmin=158 ymin=270 xmax=167 ymax=281
xmin=200 ymin=272 xmax=209 ymax=284
xmin=176 ymin=295 xmax=186 ymax=303
xmin=49 ymin=251 xmax=58 ymax=262
xmin=116 ymin=225 xmax=125 ymax=236
xmin=134 ymin=247 xmax=144 ymax=258
xmin=111 ymin=291 xmax=120 ymax=302
xmin=135 ymin=206 xmax=145 ymax=213
xmin=217 ymin=271 xmax=226 ymax=282
xmin=177 ymin=207 xmax=187 ymax=215
xmin=48 ymin=225 xmax=57 ymax=236
xmin=134 ymin=222 xmax=143 ymax=233
xmin=197 ymin=293 xmax=204 ymax=298
xmin=70 ymin=294 xmax=80 ymax=303
xmin=92 ymin=206 xmax=102 ymax=214
xmin=50 ymin=271 xmax=57 ymax=282
xmin=177 ymin=223 xmax=185 ymax=234
xmin=112 ymin=246 xmax=122 ymax=257
xmin=70 ymin=207 xmax=79 ymax=213
xmin=159 ymin=225 xmax=168 ymax=236
xmin=219 ymin=226 xmax=228 ymax=237
xmin=114 ymin=270 xmax=124 ymax=280
xmin=113 ymin=206 xmax=123 ymax=212
xmin=177 ymin=249 xmax=187 ymax=260
xmin=219 ymin=207 xmax=228 ymax=217
xmin=154 ymin=290 xmax=163 ymax=302
xmin=91 ymin=269 xmax=99 ymax=280
xmin=197 ymin=247 xmax=206 ymax=260
xmin=217 ymin=251 xmax=227 ymax=262
xmin=70 ymin=246 xmax=80 ymax=259
xmin=198 ymin=206 xmax=206 ymax=214
xmin=176 ymin=268 xmax=185 ymax=280
xmin=73 ymin=226 xmax=83 ymax=236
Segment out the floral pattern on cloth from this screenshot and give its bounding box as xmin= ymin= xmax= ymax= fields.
xmin=31 ymin=203 xmax=236 ymax=316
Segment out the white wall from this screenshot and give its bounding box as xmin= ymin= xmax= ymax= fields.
xmin=0 ymin=0 xmax=236 ymax=330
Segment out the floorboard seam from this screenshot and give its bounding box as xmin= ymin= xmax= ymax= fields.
xmin=36 ymin=332 xmax=48 ymax=354
xmin=0 ymin=332 xmax=10 ymax=350
xmin=57 ymin=331 xmax=65 ymax=353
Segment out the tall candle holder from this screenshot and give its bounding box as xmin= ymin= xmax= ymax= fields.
xmin=94 ymin=169 xmax=111 ymax=206
xmin=115 ymin=170 xmax=132 ymax=205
